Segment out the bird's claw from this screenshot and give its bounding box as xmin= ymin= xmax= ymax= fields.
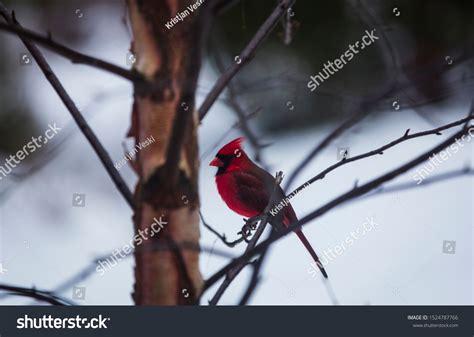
xmin=237 ymin=215 xmax=263 ymax=242
xmin=244 ymin=216 xmax=261 ymax=229
xmin=238 ymin=223 xmax=254 ymax=242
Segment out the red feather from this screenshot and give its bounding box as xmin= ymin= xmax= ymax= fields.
xmin=210 ymin=137 xmax=328 ymax=278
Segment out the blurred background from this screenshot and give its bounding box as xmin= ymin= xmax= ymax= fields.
xmin=0 ymin=0 xmax=472 ymax=305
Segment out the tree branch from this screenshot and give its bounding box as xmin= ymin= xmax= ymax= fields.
xmin=200 ymin=211 xmax=245 ymax=248
xmin=200 ymin=106 xmax=262 ymax=161
xmin=0 ymin=21 xmax=142 ymax=82
xmin=284 ymin=102 xmax=371 ymax=190
xmin=0 ymin=2 xmax=134 ymax=208
xmin=198 ymin=0 xmax=295 ymax=121
xmin=288 ymin=114 xmax=474 ymax=197
xmin=360 ymin=166 xmax=473 ymax=201
xmin=211 ymin=41 xmax=267 ymax=164
xmin=0 ymin=284 xmax=74 ymax=305
xmin=237 ymin=229 xmax=275 ymax=305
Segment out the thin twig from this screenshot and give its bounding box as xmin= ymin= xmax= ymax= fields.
xmin=199 ymin=0 xmax=295 ymax=121
xmin=284 ymin=102 xmax=371 ymax=190
xmin=284 ymin=0 xmax=466 ymax=191
xmin=52 ymin=255 xmax=114 ymax=295
xmin=351 ymin=0 xmax=442 ymax=126
xmin=0 ymin=3 xmax=134 ymax=208
xmin=0 ymin=284 xmax=74 ymax=305
xmin=285 ymin=79 xmax=473 ymax=193
xmin=212 ymin=44 xmax=267 ymax=165
xmin=283 ymin=73 xmax=404 ymax=192
xmin=200 ymin=211 xmax=245 ymax=248
xmin=288 ymin=115 xmax=474 ymax=197
xmin=238 ymin=229 xmax=276 ymax=305
xmin=0 ymin=21 xmax=141 ymax=82
xmin=361 ymin=166 xmax=474 ymax=201
xmin=207 ymin=218 xmax=266 ymax=305
xmin=200 ymin=106 xmax=262 ymax=161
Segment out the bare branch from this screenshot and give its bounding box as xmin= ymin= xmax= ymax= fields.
xmin=0 ymin=21 xmax=141 ymax=82
xmin=284 ymin=103 xmax=371 ymax=190
xmin=0 ymin=2 xmax=134 ymax=208
xmin=0 ymin=284 xmax=74 ymax=305
xmin=361 ymin=166 xmax=474 ymax=201
xmin=200 ymin=211 xmax=245 ymax=248
xmin=51 ymin=254 xmax=116 ymax=295
xmin=288 ymin=114 xmax=474 ymax=197
xmin=212 ymin=44 xmax=267 ymax=164
xmin=200 ymin=106 xmax=262 ymax=161
xmin=283 ymin=73 xmax=404 ymax=191
xmin=237 ymin=229 xmax=275 ymax=305
xmin=283 ymin=0 xmax=473 ymax=191
xmin=198 ymin=0 xmax=295 ymax=121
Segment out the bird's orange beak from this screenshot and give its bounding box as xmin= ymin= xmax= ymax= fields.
xmin=209 ymin=157 xmax=223 ymax=167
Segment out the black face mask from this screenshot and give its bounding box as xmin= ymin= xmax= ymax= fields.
xmin=214 ymin=153 xmax=234 ymax=175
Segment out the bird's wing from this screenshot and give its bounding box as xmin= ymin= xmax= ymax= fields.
xmin=232 ymin=170 xmax=272 ymax=215
xmin=232 ymin=168 xmax=292 ymax=227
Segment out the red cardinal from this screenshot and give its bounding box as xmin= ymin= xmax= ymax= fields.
xmin=210 ymin=137 xmax=328 ymax=278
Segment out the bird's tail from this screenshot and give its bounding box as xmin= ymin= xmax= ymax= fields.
xmin=295 ymin=229 xmax=328 ymax=279
xmin=282 ymin=207 xmax=328 ymax=278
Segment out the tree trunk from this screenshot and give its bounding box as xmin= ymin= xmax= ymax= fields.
xmin=127 ymin=0 xmax=208 ymax=305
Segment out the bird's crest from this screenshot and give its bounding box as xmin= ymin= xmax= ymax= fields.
xmin=217 ymin=137 xmax=244 ymax=156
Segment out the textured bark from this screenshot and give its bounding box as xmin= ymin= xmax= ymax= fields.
xmin=127 ymin=0 xmax=208 ymax=305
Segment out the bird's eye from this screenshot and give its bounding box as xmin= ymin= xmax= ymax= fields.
xmin=234 ymin=149 xmax=241 ymax=158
